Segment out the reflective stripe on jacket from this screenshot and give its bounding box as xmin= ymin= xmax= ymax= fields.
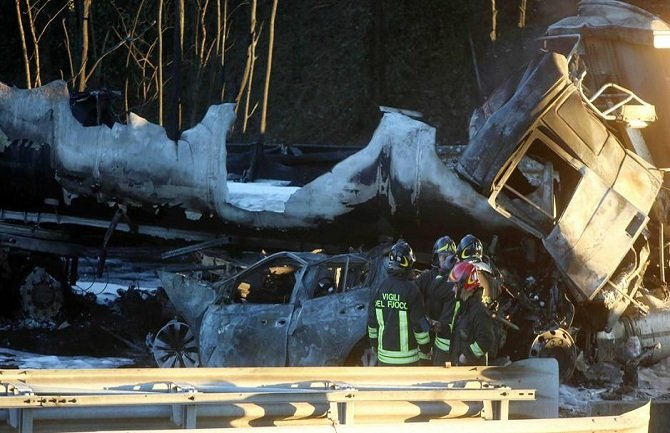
xmin=367 ymin=274 xmax=430 ymax=365
xmin=449 ymin=291 xmax=497 ymax=366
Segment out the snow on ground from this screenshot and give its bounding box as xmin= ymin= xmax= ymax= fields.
xmin=0 ymin=348 xmax=134 ymax=369
xmin=559 ymin=384 xmax=607 ymax=416
xmin=74 ymin=256 xmax=162 ymax=305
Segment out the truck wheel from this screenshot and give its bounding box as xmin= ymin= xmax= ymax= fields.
xmin=19 ymin=267 xmax=64 ymax=321
xmin=529 ymin=328 xmax=576 ymax=382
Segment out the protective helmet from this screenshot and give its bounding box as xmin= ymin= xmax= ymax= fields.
xmin=448 ymin=261 xmax=480 ymax=296
xmin=388 ymin=240 xmax=416 ymax=272
xmin=456 ymin=234 xmax=483 ymax=262
xmin=432 ymin=236 xmax=456 ymax=266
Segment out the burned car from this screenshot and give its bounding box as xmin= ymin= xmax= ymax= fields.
xmin=155 ymin=251 xmax=384 ymax=367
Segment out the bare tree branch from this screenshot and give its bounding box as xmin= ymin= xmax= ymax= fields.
xmin=15 ymin=0 xmax=32 ymax=88
xmin=260 ymin=0 xmax=278 ymax=137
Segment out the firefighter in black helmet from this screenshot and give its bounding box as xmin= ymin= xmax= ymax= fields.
xmin=416 ymin=236 xmax=457 ymax=299
xmin=416 ymin=236 xmax=459 ymax=364
xmin=456 ymin=234 xmax=483 ymax=262
xmin=368 ymin=240 xmax=431 ymax=366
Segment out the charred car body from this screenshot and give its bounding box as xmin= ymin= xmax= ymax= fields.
xmin=155 ymin=251 xmax=384 ymax=368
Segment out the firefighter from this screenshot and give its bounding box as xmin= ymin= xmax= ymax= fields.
xmin=446 ymin=261 xmax=498 ymax=366
xmin=415 ymin=236 xmax=456 ymax=299
xmin=368 ymin=240 xmax=431 ymax=366
xmin=420 ymin=237 xmax=459 ymax=364
xmin=424 ymin=236 xmax=457 ymax=319
xmin=455 ymin=234 xmax=502 ymax=306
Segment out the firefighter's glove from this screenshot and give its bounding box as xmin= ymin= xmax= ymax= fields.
xmin=419 ymin=350 xmax=432 ymax=365
xmin=458 ymin=353 xmax=467 ymax=365
xmin=362 ymin=348 xmax=378 ymax=367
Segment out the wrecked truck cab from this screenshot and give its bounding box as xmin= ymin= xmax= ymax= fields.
xmin=457 ymin=52 xmax=662 ymax=330
xmin=161 ymin=251 xmax=375 ymax=367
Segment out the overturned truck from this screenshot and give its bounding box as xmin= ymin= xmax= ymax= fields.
xmin=1 ymin=0 xmax=669 ymax=376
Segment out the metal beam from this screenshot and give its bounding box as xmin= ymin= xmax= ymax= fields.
xmin=0 ymin=360 xmax=558 ymax=414
xmin=25 ymin=402 xmax=650 ymax=433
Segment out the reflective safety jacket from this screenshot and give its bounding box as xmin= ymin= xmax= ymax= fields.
xmin=434 ymin=292 xmax=459 ymax=355
xmin=449 ymin=290 xmax=497 ymax=366
xmin=367 ymin=274 xmax=431 ymax=365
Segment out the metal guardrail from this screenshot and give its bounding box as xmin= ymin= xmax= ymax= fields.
xmin=0 ymin=359 xmax=560 ymax=417
xmin=0 ymin=385 xmax=534 ymax=432
xmin=0 ymin=359 xmax=560 ymax=432
xmin=69 ymin=402 xmax=651 ymax=433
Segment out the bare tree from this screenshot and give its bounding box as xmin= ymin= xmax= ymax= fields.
xmin=189 ymin=0 xmax=216 ymax=125
xmin=518 ymin=0 xmax=527 ymax=28
xmin=490 ymin=0 xmax=497 ymax=42
xmin=25 ymin=0 xmax=42 ymax=87
xmin=216 ymin=0 xmax=229 ymax=101
xmin=61 ymin=17 xmax=74 ymax=79
xmin=238 ymin=0 xmax=260 ymax=133
xmin=77 ymin=0 xmax=92 ymax=91
xmin=15 ymin=0 xmax=32 ymax=88
xmin=157 ymin=0 xmax=164 ymax=125
xmin=260 ymin=0 xmax=279 ymax=139
xmin=169 ymin=0 xmax=183 ymax=139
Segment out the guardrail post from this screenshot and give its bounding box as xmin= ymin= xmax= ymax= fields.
xmin=171 ymin=404 xmax=197 ymax=428
xmin=3 ymin=382 xmax=35 ymax=433
xmin=337 ymin=401 xmax=354 ymax=424
xmin=8 ymin=409 xmax=33 ymax=433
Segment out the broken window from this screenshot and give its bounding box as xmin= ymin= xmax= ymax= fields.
xmin=493 ymin=138 xmax=581 ymax=237
xmin=309 ymin=257 xmax=370 ymax=299
xmin=233 ymin=257 xmax=298 ymax=304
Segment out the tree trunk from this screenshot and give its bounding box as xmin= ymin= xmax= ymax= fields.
xmin=217 ymin=0 xmax=228 ymax=101
xmin=158 ymin=0 xmax=164 ymax=125
xmin=170 ymin=0 xmax=183 ymax=140
xmin=77 ymin=0 xmax=92 ymax=92
xmin=518 ymin=0 xmax=527 ymax=28
xmin=25 ymin=0 xmax=41 ymax=87
xmin=490 ymin=0 xmax=497 ymax=42
xmin=242 ymin=0 xmax=258 ymax=134
xmin=260 ymin=0 xmax=279 ymax=139
xmin=15 ymin=0 xmax=32 ymax=89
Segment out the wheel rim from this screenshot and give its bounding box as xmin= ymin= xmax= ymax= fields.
xmin=152 ymin=320 xmax=200 ymax=368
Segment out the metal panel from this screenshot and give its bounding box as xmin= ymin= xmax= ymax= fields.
xmin=547 ymin=173 xmax=645 ymax=300
xmin=199 ymin=303 xmax=293 ymax=367
xmin=287 ymin=288 xmax=369 ymax=366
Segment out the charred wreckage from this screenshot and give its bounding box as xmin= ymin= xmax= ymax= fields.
xmin=1 ymin=0 xmax=670 ymax=380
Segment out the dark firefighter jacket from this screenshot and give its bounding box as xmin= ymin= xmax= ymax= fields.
xmin=432 ymin=278 xmax=457 ymax=354
xmin=448 ymin=290 xmax=497 ymax=366
xmin=415 ymin=267 xmax=438 ymax=302
xmin=425 ymin=274 xmax=455 ymax=322
xmin=367 ymin=274 xmax=431 ymax=365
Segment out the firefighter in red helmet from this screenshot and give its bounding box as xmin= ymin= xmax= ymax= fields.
xmin=437 ymin=261 xmax=497 ymax=366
